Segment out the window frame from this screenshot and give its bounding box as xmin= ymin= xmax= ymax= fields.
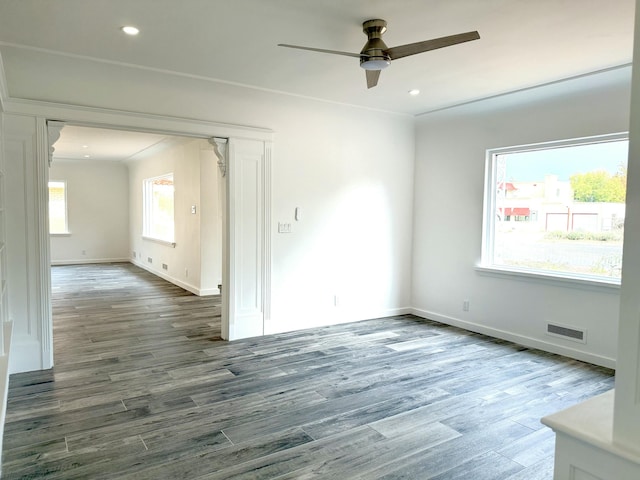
xmin=48 ymin=180 xmax=70 ymax=235
xmin=142 ymin=173 xmax=176 ymax=246
xmin=480 ymin=132 xmax=628 ymax=288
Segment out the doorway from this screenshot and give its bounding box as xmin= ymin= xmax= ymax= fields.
xmin=49 ymin=125 xmax=224 ymax=296
xmin=24 ymin=117 xmax=272 ymax=371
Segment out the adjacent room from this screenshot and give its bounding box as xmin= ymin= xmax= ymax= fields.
xmin=48 ymin=125 xmax=224 ymax=297
xmin=0 ymin=0 xmax=639 ymax=478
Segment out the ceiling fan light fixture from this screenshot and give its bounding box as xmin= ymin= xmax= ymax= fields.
xmin=360 ymin=58 xmax=391 ymax=70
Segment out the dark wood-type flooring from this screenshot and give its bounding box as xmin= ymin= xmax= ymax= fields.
xmin=2 ymin=263 xmax=614 ymax=479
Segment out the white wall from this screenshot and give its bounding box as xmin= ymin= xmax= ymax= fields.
xmin=128 ymin=137 xmax=222 ymax=295
xmin=200 ymin=148 xmax=223 ymax=295
xmin=266 ymin=103 xmax=415 ymax=333
xmin=412 ymin=66 xmax=632 ymax=367
xmin=49 ymin=159 xmax=129 ymax=264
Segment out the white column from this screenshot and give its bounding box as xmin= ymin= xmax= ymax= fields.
xmin=225 ymin=138 xmax=266 ymax=340
xmin=3 ymin=114 xmax=51 ymax=372
xmin=613 ymin=0 xmax=640 ymax=451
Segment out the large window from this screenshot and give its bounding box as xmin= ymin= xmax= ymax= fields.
xmin=482 ymin=134 xmax=628 ymax=283
xmin=48 ymin=181 xmax=68 ymax=234
xmin=143 ymin=173 xmax=175 ymax=243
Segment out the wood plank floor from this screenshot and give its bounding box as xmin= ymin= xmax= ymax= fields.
xmin=2 ymin=263 xmax=614 ymax=479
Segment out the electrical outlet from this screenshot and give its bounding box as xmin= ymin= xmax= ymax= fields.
xmin=148 ymin=257 xmax=153 ymax=263
xmin=162 ymin=263 xmax=168 ymax=270
xmin=81 ymin=250 xmax=86 ymax=256
xmin=132 ymin=251 xmax=136 ymax=258
xmin=334 ymin=295 xmax=340 ymax=307
xmin=278 ymin=222 xmax=292 ymax=233
xmin=463 ymin=299 xmax=470 ymax=312
xmin=185 ymin=268 xmax=189 ymax=278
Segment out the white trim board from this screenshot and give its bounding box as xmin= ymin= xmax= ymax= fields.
xmin=264 ymin=307 xmax=413 ymax=336
xmin=131 ymin=258 xmax=219 ymax=297
xmin=2 ymin=97 xmax=273 ymax=142
xmin=411 ymin=308 xmax=616 ymax=369
xmin=51 ymin=258 xmax=130 ymax=266
xmin=0 ymin=321 xmax=14 ymax=476
xmin=0 ymin=52 xmax=9 ymax=109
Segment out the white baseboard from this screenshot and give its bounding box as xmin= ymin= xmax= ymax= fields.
xmin=9 ymin=335 xmax=43 ymax=374
xmin=0 ymin=321 xmax=14 ymax=476
xmin=265 ymin=306 xmax=413 ymax=336
xmin=51 ymin=257 xmax=130 ymax=266
xmin=130 ymin=258 xmax=217 ymax=296
xmin=354 ymin=306 xmax=413 ymax=321
xmin=411 ymin=308 xmax=616 ymax=369
xmin=199 ymin=287 xmax=221 ymax=296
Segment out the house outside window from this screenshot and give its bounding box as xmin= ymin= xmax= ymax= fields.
xmin=482 ymin=134 xmax=628 ymax=282
xmin=48 ymin=181 xmax=68 ymax=234
xmin=143 ymin=173 xmax=175 ymax=243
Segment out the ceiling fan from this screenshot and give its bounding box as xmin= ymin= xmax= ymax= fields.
xmin=279 ymin=19 xmax=480 ymax=89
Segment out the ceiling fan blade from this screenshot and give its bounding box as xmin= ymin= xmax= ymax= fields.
xmin=366 ymin=70 xmax=381 ymax=89
xmin=278 ymin=44 xmax=363 ymax=58
xmin=386 ymin=31 xmax=480 ymax=60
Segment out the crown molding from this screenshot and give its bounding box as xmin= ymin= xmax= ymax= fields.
xmin=416 ymin=63 xmax=633 ymax=118
xmin=0 ymin=96 xmax=274 ymax=142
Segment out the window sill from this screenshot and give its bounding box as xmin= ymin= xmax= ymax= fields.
xmin=142 ymin=236 xmax=176 ymax=248
xmin=475 ymin=264 xmax=620 ymax=293
xmin=50 ymin=232 xmax=71 ymax=237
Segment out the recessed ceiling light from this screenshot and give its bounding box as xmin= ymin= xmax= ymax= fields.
xmin=83 ymin=154 xmax=91 ymax=158
xmin=82 ymin=145 xmax=89 ymax=149
xmin=408 ymin=89 xmax=420 ymax=96
xmin=121 ymin=25 xmax=140 ymax=36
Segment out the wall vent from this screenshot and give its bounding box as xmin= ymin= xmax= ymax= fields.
xmin=147 ymin=257 xmax=153 ymax=263
xmin=546 ymin=323 xmax=586 ymax=344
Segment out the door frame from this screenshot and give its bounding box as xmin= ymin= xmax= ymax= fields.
xmin=19 ymin=102 xmax=272 ymax=369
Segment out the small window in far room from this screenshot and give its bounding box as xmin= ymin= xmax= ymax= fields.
xmin=143 ymin=173 xmax=175 ymax=243
xmin=48 ymin=181 xmax=69 ymax=234
xmin=482 ymin=134 xmax=628 ymax=283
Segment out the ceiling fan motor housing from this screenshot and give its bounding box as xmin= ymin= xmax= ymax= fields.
xmin=360 ymin=19 xmax=391 ymax=70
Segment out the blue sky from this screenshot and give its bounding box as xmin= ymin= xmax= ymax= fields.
xmin=501 ymin=139 xmax=628 ymax=182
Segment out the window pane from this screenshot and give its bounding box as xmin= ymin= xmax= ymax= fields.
xmin=487 ymin=137 xmax=628 ymax=280
xmin=48 ymin=181 xmax=67 ymax=234
xmin=144 ymin=174 xmax=175 ymax=242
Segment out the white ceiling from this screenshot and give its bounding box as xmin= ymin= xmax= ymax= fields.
xmin=52 ymin=125 xmax=176 ymax=162
xmin=0 ymin=0 xmax=635 ymax=116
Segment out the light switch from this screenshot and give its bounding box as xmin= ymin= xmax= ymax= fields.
xmin=191 ymin=205 xmax=197 ymax=214
xmin=295 ymin=207 xmax=302 ymax=221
